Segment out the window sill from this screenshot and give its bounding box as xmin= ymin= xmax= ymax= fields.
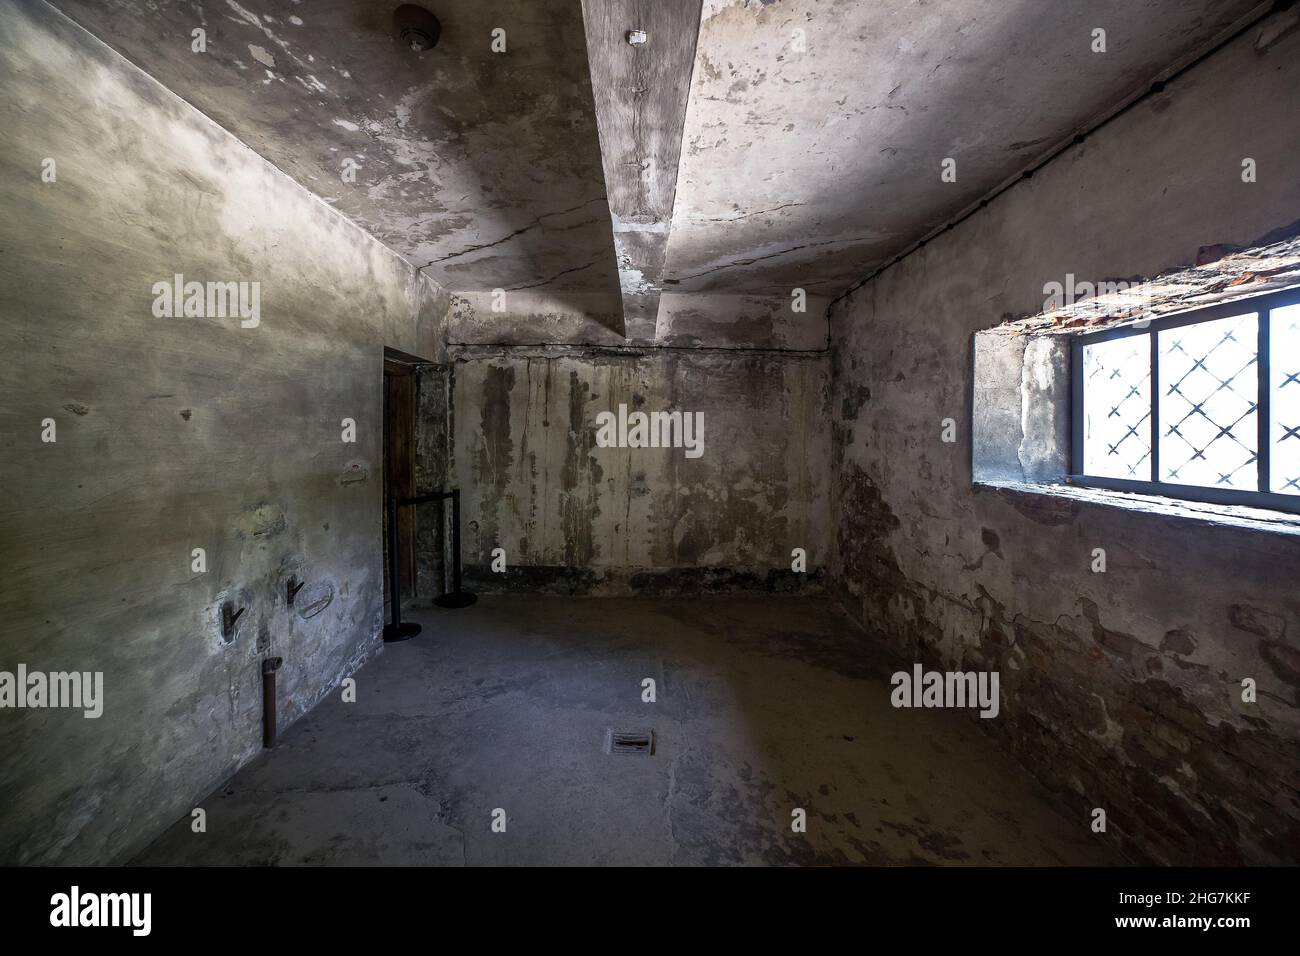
xmin=974 ymin=479 xmax=1300 ymax=536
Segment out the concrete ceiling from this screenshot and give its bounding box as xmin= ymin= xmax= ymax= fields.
xmin=663 ymin=0 xmax=1266 ymax=296
xmin=51 ymin=0 xmax=621 ymax=299
xmin=50 ymin=0 xmax=1267 ymax=332
xmin=581 ymin=0 xmax=701 ymax=340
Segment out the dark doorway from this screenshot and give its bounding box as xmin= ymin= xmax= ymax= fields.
xmin=382 ymin=350 xmax=420 ymax=613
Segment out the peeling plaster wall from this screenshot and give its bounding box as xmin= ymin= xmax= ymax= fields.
xmin=829 ymin=13 xmax=1300 ymax=865
xmin=0 ymin=1 xmax=448 ymax=864
xmin=447 ymin=289 xmax=828 ymax=350
xmin=451 ymin=344 xmax=829 ymax=594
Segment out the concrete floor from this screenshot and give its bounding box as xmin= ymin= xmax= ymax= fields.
xmin=134 ymin=596 xmax=1119 ymax=866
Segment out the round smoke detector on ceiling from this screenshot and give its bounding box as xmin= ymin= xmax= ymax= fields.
xmin=394 ymin=4 xmax=441 ymax=52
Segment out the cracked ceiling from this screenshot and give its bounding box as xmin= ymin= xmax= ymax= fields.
xmin=50 ymin=0 xmax=1267 ymax=338
xmin=52 ymin=0 xmax=620 ymax=301
xmin=663 ymin=0 xmax=1265 ymax=297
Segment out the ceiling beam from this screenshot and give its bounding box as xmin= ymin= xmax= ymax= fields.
xmin=581 ymin=0 xmax=702 ymax=342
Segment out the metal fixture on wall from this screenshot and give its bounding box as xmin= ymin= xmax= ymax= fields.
xmin=261 ymin=657 xmax=283 ymax=748
xmin=221 ymin=602 xmax=245 ymax=641
xmin=394 ymin=4 xmax=441 ymax=51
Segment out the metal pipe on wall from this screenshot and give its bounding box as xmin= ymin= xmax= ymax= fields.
xmin=261 ymin=657 xmax=283 ymax=748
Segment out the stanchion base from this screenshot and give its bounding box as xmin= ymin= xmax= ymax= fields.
xmin=383 ymin=622 xmax=422 ymax=643
xmin=434 ymin=591 xmax=478 ymax=609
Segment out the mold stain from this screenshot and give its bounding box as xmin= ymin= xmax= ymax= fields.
xmin=560 ymin=369 xmax=600 ymax=567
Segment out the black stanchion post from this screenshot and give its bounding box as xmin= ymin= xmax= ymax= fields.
xmin=383 ymin=494 xmax=421 ymax=642
xmin=451 ymin=487 xmax=463 ymax=593
xmin=434 ymin=487 xmax=477 ymax=609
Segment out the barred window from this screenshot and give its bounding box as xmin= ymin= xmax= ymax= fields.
xmin=1071 ymin=289 xmax=1300 ymax=513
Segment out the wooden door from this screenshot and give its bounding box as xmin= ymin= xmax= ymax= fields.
xmin=383 ymin=358 xmax=417 ymax=607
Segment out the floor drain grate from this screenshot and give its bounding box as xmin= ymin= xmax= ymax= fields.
xmin=605 ymin=728 xmax=655 ymax=756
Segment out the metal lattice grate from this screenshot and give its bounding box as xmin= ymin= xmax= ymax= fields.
xmin=1158 ymin=312 xmax=1258 ymax=490
xmin=1082 ymin=335 xmax=1151 ymax=480
xmin=1271 ymin=304 xmax=1300 ymax=496
xmin=1075 ymin=292 xmax=1300 ymax=514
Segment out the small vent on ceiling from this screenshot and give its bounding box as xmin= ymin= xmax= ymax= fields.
xmin=394 ymin=4 xmax=442 ymax=52
xmin=605 ymin=728 xmax=655 ymax=756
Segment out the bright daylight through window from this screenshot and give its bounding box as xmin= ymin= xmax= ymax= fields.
xmin=1073 ymin=291 xmax=1300 ymax=512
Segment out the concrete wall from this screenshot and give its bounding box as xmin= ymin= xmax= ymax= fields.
xmin=828 ymin=11 xmax=1300 ymax=865
xmin=448 ymin=289 xmax=829 ymax=350
xmin=451 ymin=344 xmax=829 ymax=593
xmin=0 ymin=1 xmax=447 ymax=863
xmin=444 ymin=266 xmax=831 ymax=594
